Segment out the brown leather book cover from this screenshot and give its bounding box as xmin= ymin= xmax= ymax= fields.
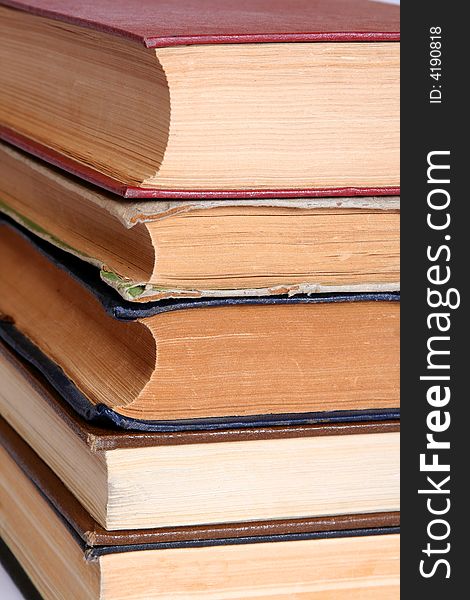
xmin=0 ymin=415 xmax=400 ymax=549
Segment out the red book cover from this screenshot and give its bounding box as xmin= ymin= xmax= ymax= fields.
xmin=0 ymin=0 xmax=400 ymax=199
xmin=0 ymin=0 xmax=400 ymax=46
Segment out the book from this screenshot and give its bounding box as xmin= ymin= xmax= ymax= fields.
xmin=0 ymin=418 xmax=400 ymax=599
xmin=0 ymin=344 xmax=400 ymax=530
xmin=0 ymin=220 xmax=400 ymax=429
xmin=0 ymin=143 xmax=400 ymax=302
xmin=0 ymin=0 xmax=399 ymax=198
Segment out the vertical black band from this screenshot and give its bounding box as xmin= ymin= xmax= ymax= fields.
xmin=401 ymin=1 xmax=466 ymax=594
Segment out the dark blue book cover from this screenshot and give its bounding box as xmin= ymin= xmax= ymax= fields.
xmin=0 ymin=217 xmax=400 ymax=432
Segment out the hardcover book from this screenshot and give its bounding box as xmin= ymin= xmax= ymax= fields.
xmin=0 ymin=417 xmax=400 ymax=599
xmin=0 ymin=220 xmax=400 ymax=430
xmin=0 ymin=143 xmax=400 ymax=302
xmin=0 ymin=345 xmax=400 ymax=530
xmin=0 ymin=0 xmax=399 ymax=197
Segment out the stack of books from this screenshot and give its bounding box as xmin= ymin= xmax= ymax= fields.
xmin=0 ymin=0 xmax=400 ymax=598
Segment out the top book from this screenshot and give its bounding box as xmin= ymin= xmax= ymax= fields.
xmin=0 ymin=0 xmax=400 ymax=198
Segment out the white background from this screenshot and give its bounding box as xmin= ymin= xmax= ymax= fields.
xmin=0 ymin=562 xmax=25 ymax=599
